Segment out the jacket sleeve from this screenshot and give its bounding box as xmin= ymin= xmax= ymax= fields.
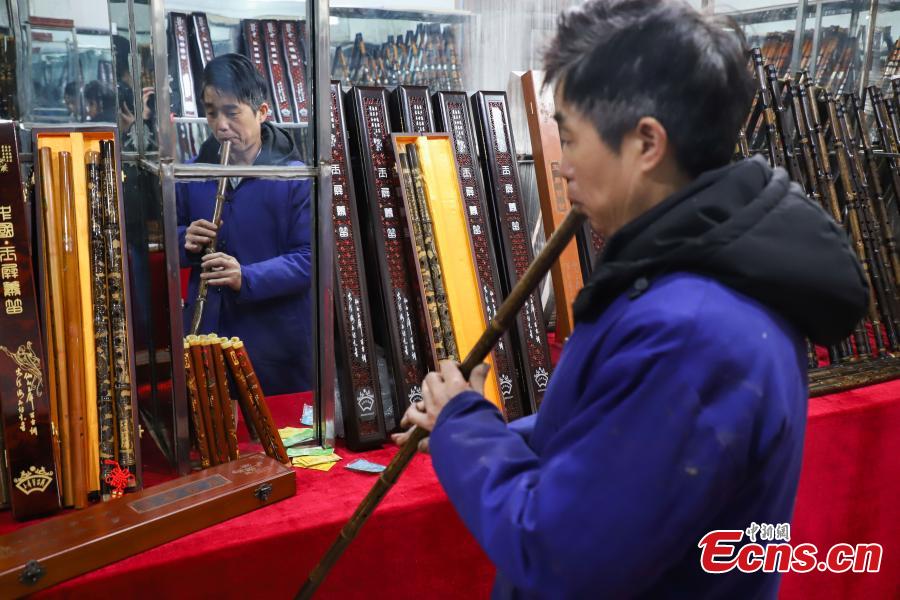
xmin=238 ymin=179 xmax=312 ymax=303
xmin=429 ymin=313 xmax=760 ymax=597
xmin=507 ymin=414 xmax=537 ymax=446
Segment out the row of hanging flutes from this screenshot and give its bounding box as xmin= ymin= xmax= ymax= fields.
xmin=38 ymin=140 xmax=135 ymax=506
xmin=333 ymin=24 xmax=462 ymax=90
xmin=183 ymin=335 xmax=288 ymax=467
xmin=742 ymin=48 xmax=900 ymax=368
xmin=754 ymin=27 xmax=855 ymax=93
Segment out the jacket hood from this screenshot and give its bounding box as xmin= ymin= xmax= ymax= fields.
xmin=573 ymin=156 xmax=869 ymax=346
xmin=196 ymin=121 xmax=301 ymax=166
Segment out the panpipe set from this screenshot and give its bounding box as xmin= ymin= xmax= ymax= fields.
xmin=332 ymin=24 xmax=463 ymax=91
xmin=742 ymin=48 xmax=900 ymax=392
xmin=35 ymin=134 xmax=137 ymax=506
xmin=751 ymin=26 xmax=856 ymax=93
xmin=183 ymin=335 xmax=288 ymax=468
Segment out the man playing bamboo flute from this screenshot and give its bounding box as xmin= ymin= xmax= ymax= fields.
xmin=395 ymin=1 xmax=868 ymax=597
xmin=178 ymin=54 xmax=312 ymax=394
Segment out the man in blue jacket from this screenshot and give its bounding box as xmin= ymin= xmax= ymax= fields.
xmin=395 ymin=1 xmax=868 ymax=597
xmin=178 ymin=54 xmax=312 ymax=394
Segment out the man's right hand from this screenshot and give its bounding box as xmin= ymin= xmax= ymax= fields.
xmin=185 ymin=219 xmax=218 ymax=253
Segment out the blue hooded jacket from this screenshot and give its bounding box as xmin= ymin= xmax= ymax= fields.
xmin=429 ymin=158 xmax=868 ymax=598
xmin=177 ymin=122 xmax=313 ymax=394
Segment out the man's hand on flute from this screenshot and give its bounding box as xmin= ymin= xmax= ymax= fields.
xmin=201 ymin=252 xmax=242 ymax=291
xmin=185 ymin=218 xmax=219 ymax=253
xmin=392 ymin=360 xmax=491 ymax=454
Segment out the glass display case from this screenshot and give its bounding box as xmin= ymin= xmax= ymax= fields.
xmin=329 ymin=6 xmax=469 ymax=90
xmin=718 ymin=0 xmax=874 ymax=95
xmin=140 ymin=0 xmax=332 ymax=470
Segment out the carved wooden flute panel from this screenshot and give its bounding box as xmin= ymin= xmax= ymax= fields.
xmin=262 ymin=20 xmax=295 ymax=123
xmin=282 ymin=21 xmax=310 ymax=125
xmin=390 ymin=85 xmax=436 ymax=134
xmin=472 ymin=91 xmax=553 ymax=412
xmin=346 ymin=87 xmax=430 ymax=421
xmin=0 ymin=123 xmax=61 ymax=520
xmin=433 ymin=91 xmax=527 ymax=420
xmin=331 ymin=82 xmax=387 ymax=449
xmin=242 ymin=20 xmax=276 ymax=122
xmin=169 ymin=13 xmax=199 ymax=118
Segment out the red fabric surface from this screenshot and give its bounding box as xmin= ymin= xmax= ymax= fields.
xmin=780 ymin=377 xmax=900 ymax=599
xmin=34 ymin=443 xmax=493 ymax=599
xmin=4 ymin=367 xmax=898 ymax=598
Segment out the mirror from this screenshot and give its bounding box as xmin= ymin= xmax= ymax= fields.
xmin=157 ymin=0 xmax=320 ymax=463
xmin=25 ymin=1 xmax=114 ymax=123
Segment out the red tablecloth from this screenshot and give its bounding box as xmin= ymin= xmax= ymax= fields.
xmin=5 ymin=371 xmax=899 ymax=598
xmin=780 ymin=378 xmax=900 ymax=599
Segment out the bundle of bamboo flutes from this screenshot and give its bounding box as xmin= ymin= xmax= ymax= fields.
xmin=37 ymin=137 xmax=136 ymax=505
xmin=184 ymin=335 xmax=288 ymax=467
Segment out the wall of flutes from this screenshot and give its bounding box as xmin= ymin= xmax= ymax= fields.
xmin=744 ymin=47 xmax=900 ymax=388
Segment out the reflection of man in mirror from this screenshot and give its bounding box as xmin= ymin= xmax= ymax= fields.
xmin=64 ymin=81 xmax=80 ymax=120
xmin=177 ymin=53 xmax=312 ymax=395
xmin=83 ymin=80 xmax=117 ymax=122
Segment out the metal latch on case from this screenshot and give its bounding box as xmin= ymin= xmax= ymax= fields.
xmin=254 ymin=483 xmax=273 ymax=502
xmin=20 ymin=559 xmax=45 ymax=585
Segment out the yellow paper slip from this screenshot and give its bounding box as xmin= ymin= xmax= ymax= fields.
xmin=292 ymin=454 xmax=342 ymax=468
xmin=278 ymin=426 xmax=308 ymax=437
xmin=307 ymin=462 xmax=338 ymax=472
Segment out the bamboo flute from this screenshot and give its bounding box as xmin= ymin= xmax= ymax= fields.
xmin=201 ymin=335 xmax=230 ymax=464
xmin=406 ymin=142 xmax=458 ymax=361
xmin=184 ymin=340 xmax=211 ymax=468
xmin=397 ymin=150 xmax=446 ymax=359
xmin=86 ymin=150 xmax=116 ymax=499
xmin=100 ymin=140 xmax=137 ymax=490
xmin=188 ymin=335 xmax=218 ymax=466
xmin=59 ymin=151 xmax=88 ymax=508
xmin=222 ymin=337 xmax=266 ymax=447
xmin=39 ymin=147 xmax=73 ymax=506
xmin=189 ymin=140 xmax=231 ymax=335
xmin=231 ymin=339 xmax=289 ymax=464
xmin=212 ymin=337 xmax=239 ymax=460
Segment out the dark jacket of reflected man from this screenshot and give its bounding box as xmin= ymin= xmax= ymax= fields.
xmin=178 ymin=54 xmax=312 ymax=394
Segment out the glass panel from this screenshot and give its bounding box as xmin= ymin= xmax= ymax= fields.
xmin=160 ymin=1 xmax=313 ymax=164
xmin=174 ymin=174 xmax=317 ymax=457
xmin=25 ymin=0 xmax=114 ymax=123
xmin=134 ymin=0 xmax=158 ymax=154
xmin=873 ymin=1 xmax=900 ymax=90
xmin=122 ymin=162 xmax=180 ymax=473
xmin=718 ymin=0 xmax=868 ymax=94
xmin=329 ymin=5 xmax=467 ymax=90
xmin=0 ymin=0 xmax=16 ymax=119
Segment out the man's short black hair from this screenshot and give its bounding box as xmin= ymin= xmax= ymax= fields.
xmin=544 ymin=0 xmax=754 ymax=177
xmin=83 ymin=80 xmax=115 ymax=108
xmin=201 ymin=53 xmax=269 ymax=110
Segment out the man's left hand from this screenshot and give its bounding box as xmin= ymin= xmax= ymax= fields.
xmin=392 ymin=360 xmax=491 ymax=454
xmin=201 ymin=252 xmax=242 ymax=292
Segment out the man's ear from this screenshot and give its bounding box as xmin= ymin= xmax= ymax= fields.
xmin=256 ymin=102 xmax=270 ymax=123
xmin=634 ymin=116 xmax=669 ymax=173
